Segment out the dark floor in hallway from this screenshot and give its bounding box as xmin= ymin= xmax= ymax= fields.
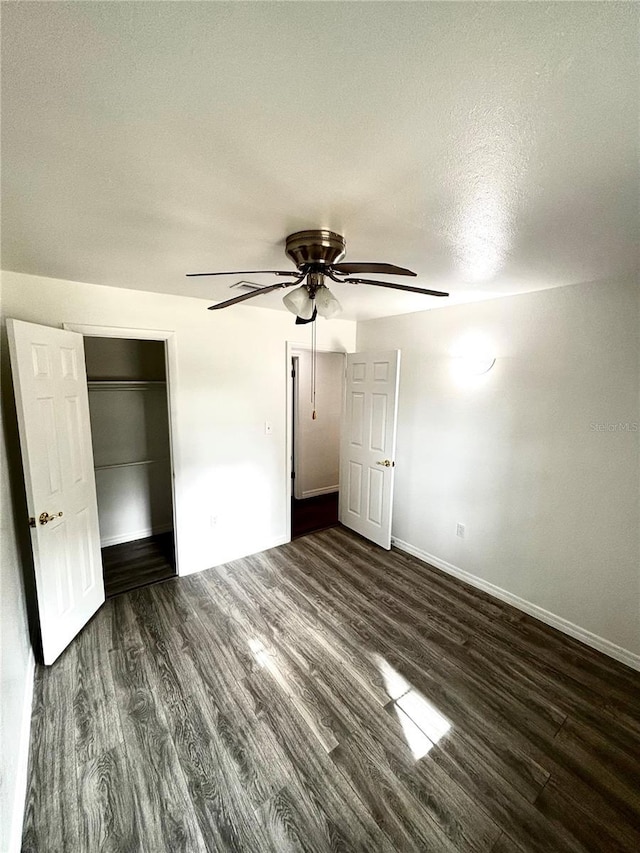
xmin=101 ymin=531 xmax=176 ymax=598
xmin=22 ymin=527 xmax=640 ymax=852
xmin=291 ymin=491 xmax=339 ymax=539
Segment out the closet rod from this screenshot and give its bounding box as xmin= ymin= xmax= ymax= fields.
xmin=88 ymin=380 xmax=166 ymax=390
xmin=95 ymin=458 xmax=169 ymax=472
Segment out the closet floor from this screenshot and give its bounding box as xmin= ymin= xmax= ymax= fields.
xmin=101 ymin=532 xmax=176 ymax=598
xmin=291 ymin=492 xmax=339 ymax=539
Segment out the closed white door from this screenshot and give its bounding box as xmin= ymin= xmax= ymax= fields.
xmin=339 ymin=350 xmax=400 ymax=549
xmin=7 ymin=319 xmax=104 ymax=665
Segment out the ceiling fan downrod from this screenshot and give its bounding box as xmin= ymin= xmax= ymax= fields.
xmin=305 ymin=271 xmax=325 ymax=298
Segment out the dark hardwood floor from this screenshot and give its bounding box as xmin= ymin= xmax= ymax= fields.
xmin=101 ymin=531 xmax=176 ymax=598
xmin=291 ymin=492 xmax=339 ymax=539
xmin=22 ymin=526 xmax=640 ymax=852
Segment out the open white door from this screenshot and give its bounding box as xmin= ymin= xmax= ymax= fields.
xmin=339 ymin=350 xmax=400 ymax=549
xmin=7 ymin=319 xmax=105 ymax=665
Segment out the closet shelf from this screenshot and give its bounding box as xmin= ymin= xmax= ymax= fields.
xmin=88 ymin=380 xmax=166 ymax=391
xmin=95 ymin=458 xmax=170 ymax=472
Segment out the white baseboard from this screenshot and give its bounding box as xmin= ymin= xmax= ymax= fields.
xmin=178 ymin=533 xmax=291 ymax=577
xmin=391 ymin=537 xmax=640 ymax=673
xmin=100 ymin=524 xmax=172 ymax=548
xmin=8 ymin=648 xmax=35 ymax=853
xmin=301 ymin=486 xmax=339 ymax=499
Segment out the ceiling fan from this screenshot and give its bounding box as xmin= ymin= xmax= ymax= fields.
xmin=188 ymin=229 xmax=449 ymax=322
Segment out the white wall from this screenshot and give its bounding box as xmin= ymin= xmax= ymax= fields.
xmin=1 ymin=271 xmax=356 ymax=573
xmin=294 ymin=350 xmax=343 ymax=499
xmin=358 ymin=277 xmax=640 ymax=662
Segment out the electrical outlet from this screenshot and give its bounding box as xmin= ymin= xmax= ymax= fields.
xmin=210 ymin=515 xmax=218 ymax=528
xmin=264 ymin=421 xmax=273 ymax=435
xmin=456 ymin=522 xmax=465 ymax=538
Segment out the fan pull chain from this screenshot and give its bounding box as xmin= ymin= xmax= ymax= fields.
xmin=311 ymin=316 xmax=317 ymax=419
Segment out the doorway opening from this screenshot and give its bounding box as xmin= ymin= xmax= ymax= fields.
xmin=290 ymin=348 xmax=344 ymax=539
xmin=83 ymin=335 xmax=176 ymax=597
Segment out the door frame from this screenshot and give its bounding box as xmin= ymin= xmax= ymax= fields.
xmin=291 ymin=354 xmax=301 ymax=500
xmin=63 ymin=323 xmax=181 ymax=576
xmin=285 ymin=341 xmax=347 ymax=540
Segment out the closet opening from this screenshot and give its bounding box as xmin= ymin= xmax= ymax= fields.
xmin=83 ymin=335 xmax=176 ymax=597
xmin=289 ymin=348 xmax=344 ymax=539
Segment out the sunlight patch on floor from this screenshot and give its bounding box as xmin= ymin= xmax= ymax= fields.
xmin=374 ymin=653 xmax=412 ymax=700
xmin=396 ymin=689 xmax=452 ymax=745
xmin=375 ymin=656 xmax=452 ymax=760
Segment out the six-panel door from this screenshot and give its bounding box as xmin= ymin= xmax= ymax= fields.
xmin=8 ymin=319 xmax=105 ymax=664
xmin=339 ymin=350 xmax=400 ymax=549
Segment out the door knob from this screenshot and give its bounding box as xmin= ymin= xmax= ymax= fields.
xmin=376 ymin=459 xmax=394 ymax=467
xmin=39 ymin=511 xmax=63 ymax=525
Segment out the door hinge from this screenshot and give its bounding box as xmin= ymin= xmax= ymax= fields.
xmin=291 ymin=471 xmax=296 ymax=479
xmin=291 ymin=368 xmax=296 ymax=378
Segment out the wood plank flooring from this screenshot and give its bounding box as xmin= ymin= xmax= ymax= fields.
xmin=101 ymin=532 xmax=176 ymax=598
xmin=22 ymin=526 xmax=640 ymax=852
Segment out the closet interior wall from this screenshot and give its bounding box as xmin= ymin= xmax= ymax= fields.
xmin=293 ymin=349 xmax=343 ymax=499
xmin=84 ymin=337 xmax=173 ymax=548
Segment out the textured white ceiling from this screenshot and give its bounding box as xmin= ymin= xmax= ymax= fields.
xmin=2 ymin=2 xmax=638 ymax=321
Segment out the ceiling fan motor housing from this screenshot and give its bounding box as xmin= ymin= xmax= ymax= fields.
xmin=285 ymin=229 xmax=346 ymax=270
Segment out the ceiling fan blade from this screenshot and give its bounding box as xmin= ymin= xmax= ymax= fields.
xmin=188 ymin=270 xmax=295 ymax=278
xmin=344 ymin=278 xmax=449 ymax=297
xmin=208 ymin=280 xmax=301 ymax=310
xmin=332 ymin=262 xmax=416 ymax=277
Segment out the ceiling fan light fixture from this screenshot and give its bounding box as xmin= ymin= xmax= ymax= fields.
xmin=315 ymin=285 xmax=342 ymax=319
xmin=283 ymin=285 xmax=314 ymax=319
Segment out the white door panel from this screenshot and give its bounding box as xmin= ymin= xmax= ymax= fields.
xmin=340 ymin=350 xmax=400 ymax=549
xmin=8 ymin=319 xmax=104 ymax=664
